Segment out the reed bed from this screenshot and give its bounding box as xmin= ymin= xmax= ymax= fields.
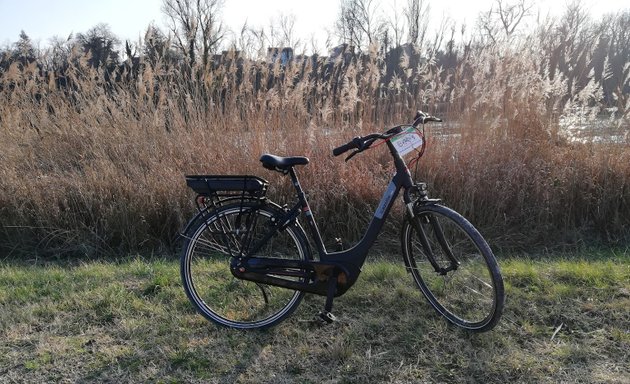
xmin=1 ymin=14 xmax=629 ymax=257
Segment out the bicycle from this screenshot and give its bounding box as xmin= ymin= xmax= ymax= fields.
xmin=180 ymin=111 xmax=505 ymax=332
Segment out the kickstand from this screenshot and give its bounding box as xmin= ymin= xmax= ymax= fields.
xmin=317 ymin=270 xmax=338 ymax=324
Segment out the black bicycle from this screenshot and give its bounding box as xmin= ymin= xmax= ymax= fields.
xmin=180 ymin=111 xmax=505 ymax=332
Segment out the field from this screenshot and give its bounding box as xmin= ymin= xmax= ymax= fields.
xmin=1 ymin=6 xmax=629 ymax=383
xmin=0 ymin=251 xmax=628 ymax=383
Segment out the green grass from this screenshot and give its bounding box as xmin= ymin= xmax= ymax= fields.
xmin=0 ymin=251 xmax=628 ymax=383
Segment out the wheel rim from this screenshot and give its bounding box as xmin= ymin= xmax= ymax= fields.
xmin=183 ymin=206 xmax=305 ymax=328
xmin=406 ymin=210 xmax=498 ymax=328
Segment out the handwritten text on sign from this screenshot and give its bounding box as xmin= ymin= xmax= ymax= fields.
xmin=391 ymin=126 xmax=423 ymax=156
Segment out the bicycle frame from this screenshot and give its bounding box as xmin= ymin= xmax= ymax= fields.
xmin=231 ymin=138 xmax=421 ymax=297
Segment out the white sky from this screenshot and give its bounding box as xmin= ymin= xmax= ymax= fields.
xmin=0 ymin=0 xmax=627 ymax=52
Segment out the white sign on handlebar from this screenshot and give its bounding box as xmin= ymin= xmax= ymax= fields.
xmin=391 ymin=126 xmax=423 ymax=156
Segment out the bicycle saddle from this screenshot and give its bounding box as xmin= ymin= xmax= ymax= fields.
xmin=260 ymin=154 xmax=309 ymax=172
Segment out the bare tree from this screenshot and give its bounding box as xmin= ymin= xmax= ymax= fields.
xmin=163 ymin=0 xmax=196 ymax=66
xmin=43 ymin=34 xmax=73 ymax=71
xmin=197 ymin=0 xmax=225 ymax=67
xmin=309 ymin=33 xmax=322 ymax=56
xmin=497 ymin=0 xmax=534 ymax=36
xmin=162 ymin=0 xmax=225 ymax=67
xmin=477 ymin=0 xmax=534 ymax=44
xmin=336 ymin=0 xmax=364 ymax=50
xmin=231 ymin=21 xmax=265 ymax=59
xmin=278 ymin=13 xmax=301 ymax=50
xmin=75 ymin=24 xmax=121 ymax=69
xmin=428 ymin=15 xmax=453 ymax=56
xmin=12 ymin=30 xmax=37 ymax=66
xmin=388 ymin=0 xmax=406 ymax=48
xmin=405 ymin=0 xmax=430 ymax=47
xmin=336 ymin=0 xmax=384 ymax=51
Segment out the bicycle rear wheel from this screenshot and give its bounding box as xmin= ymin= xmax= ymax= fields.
xmin=181 ymin=202 xmax=311 ymax=329
xmin=401 ymin=204 xmax=504 ymax=332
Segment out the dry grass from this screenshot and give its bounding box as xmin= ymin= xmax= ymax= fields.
xmin=1 ymin=18 xmax=629 ymax=257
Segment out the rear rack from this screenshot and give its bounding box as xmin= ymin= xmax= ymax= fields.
xmin=185 ymin=175 xmax=269 ymax=212
xmin=185 ymin=175 xmax=268 ymax=196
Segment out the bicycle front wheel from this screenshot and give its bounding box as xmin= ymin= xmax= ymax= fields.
xmin=401 ymin=204 xmax=504 ymax=332
xmin=181 ymin=202 xmax=311 ymax=329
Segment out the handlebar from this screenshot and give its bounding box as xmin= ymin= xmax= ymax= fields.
xmin=332 ymin=130 xmax=400 ymax=159
xmin=332 ymin=137 xmax=363 ymax=156
xmin=412 ymin=110 xmax=442 ymax=126
xmin=332 ymin=110 xmax=442 ymax=160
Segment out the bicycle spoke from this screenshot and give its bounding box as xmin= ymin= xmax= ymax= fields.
xmin=403 ymin=204 xmax=504 ymax=332
xmin=181 ymin=203 xmax=309 ymax=329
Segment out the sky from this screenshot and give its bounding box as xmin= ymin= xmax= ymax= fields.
xmin=0 ymin=0 xmax=628 ymax=52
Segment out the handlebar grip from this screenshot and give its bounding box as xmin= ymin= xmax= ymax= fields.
xmin=333 ymin=137 xmax=360 ymax=156
xmin=413 ymin=110 xmax=442 ymax=126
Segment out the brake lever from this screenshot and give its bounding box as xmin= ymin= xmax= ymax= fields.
xmin=345 ymin=149 xmax=360 ymax=162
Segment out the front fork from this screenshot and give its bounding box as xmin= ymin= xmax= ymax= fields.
xmin=405 ymin=183 xmax=460 ymax=275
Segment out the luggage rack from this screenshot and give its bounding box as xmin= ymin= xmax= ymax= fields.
xmin=185 ymin=175 xmax=269 ymax=212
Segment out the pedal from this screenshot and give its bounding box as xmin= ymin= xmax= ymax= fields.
xmin=317 ymin=311 xmax=336 ymax=324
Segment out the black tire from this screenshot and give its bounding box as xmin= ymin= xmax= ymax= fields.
xmin=181 ymin=201 xmax=311 ymax=329
xmin=401 ymin=204 xmax=504 ymax=332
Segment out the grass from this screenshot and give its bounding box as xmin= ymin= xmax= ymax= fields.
xmin=1 ymin=250 xmax=628 ymax=383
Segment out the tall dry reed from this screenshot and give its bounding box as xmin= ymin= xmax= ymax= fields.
xmin=1 ymin=12 xmax=629 ymax=257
